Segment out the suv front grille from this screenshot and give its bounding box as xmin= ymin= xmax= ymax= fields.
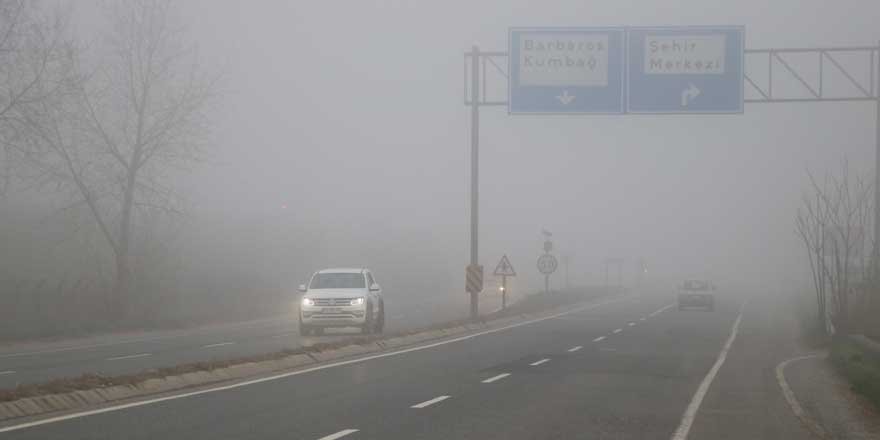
xmin=312 ymin=298 xmax=356 ymax=307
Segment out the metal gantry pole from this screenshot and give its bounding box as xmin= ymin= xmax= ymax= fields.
xmin=470 ymin=46 xmax=480 ymax=320
xmin=875 ymin=42 xmax=880 ymax=274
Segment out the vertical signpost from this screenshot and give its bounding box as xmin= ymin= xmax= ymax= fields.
xmin=493 ymin=255 xmax=517 ymax=310
xmin=467 ymin=46 xmax=481 ymax=320
xmin=537 ymin=234 xmax=558 ymax=295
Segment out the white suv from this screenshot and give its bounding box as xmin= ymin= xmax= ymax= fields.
xmin=298 ymin=268 xmax=385 ymax=336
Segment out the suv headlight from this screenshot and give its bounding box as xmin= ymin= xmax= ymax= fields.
xmin=350 ymin=297 xmax=365 ymax=306
xmin=302 ymin=297 xmax=315 ymax=307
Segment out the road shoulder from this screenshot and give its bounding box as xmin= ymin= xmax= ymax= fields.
xmin=783 ymin=352 xmax=880 ymax=439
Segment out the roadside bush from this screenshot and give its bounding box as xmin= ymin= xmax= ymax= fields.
xmin=830 ymin=338 xmax=880 ymax=408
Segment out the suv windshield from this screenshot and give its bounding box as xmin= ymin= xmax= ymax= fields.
xmin=309 ymin=273 xmax=366 ymax=289
xmin=683 ymin=280 xmax=709 ymax=291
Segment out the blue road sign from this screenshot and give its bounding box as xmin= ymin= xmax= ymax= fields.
xmin=509 ymin=27 xmax=625 ymax=114
xmin=626 ymin=26 xmax=744 ymax=114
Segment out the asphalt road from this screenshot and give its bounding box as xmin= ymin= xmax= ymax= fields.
xmin=0 ymin=290 xmax=817 ymax=439
xmin=0 ymin=290 xmax=507 ymax=388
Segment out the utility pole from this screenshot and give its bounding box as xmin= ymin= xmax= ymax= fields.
xmin=469 ymin=46 xmax=480 ymax=320
xmin=562 ymin=255 xmax=571 ymax=290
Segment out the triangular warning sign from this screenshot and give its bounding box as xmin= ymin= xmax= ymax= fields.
xmin=493 ymin=255 xmax=516 ymax=276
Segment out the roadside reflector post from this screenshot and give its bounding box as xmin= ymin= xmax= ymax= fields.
xmin=502 ymin=275 xmax=507 ymax=309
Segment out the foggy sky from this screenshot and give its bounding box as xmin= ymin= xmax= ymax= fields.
xmin=70 ymin=0 xmax=880 ymax=294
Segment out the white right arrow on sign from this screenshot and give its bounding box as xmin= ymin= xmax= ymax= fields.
xmin=681 ymin=83 xmax=701 ymax=107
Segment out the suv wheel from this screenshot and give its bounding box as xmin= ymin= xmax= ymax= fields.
xmin=362 ymin=304 xmax=374 ymax=335
xmin=375 ymin=301 xmax=385 ymax=334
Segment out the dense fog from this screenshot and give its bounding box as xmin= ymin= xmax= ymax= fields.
xmin=1 ymin=0 xmax=878 ymax=339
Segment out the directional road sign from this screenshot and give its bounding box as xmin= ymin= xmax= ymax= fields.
xmin=626 ymin=26 xmax=744 ymax=113
xmin=509 ymin=27 xmax=626 ymax=114
xmin=493 ymin=255 xmax=517 ymax=277
xmin=537 ymin=254 xmax=558 ymax=275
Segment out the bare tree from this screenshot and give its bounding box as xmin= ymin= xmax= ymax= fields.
xmin=796 ymin=189 xmax=829 ymax=334
xmin=11 ymin=0 xmax=217 ymax=316
xmin=0 ymin=0 xmax=74 ymax=195
xmin=796 ymin=162 xmax=873 ymax=336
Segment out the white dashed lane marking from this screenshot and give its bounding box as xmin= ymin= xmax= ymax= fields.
xmin=530 ymin=358 xmax=551 ymax=366
xmin=482 ymin=373 xmax=511 ymax=383
xmin=317 ymin=429 xmax=359 ymax=440
xmin=613 ymin=328 xmax=623 ymax=334
xmin=593 ymin=336 xmax=606 ymax=342
xmin=411 ymin=395 xmax=451 ymax=409
xmin=0 ymin=371 xmax=14 ymax=376
xmin=567 ymin=346 xmax=582 ymax=352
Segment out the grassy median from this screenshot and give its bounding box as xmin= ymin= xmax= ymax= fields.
xmin=0 ymin=287 xmax=615 ymax=403
xmin=830 ymin=337 xmax=880 ymax=408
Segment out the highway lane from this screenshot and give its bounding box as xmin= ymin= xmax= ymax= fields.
xmin=0 ymin=292 xmax=791 ymax=440
xmin=0 ymin=290 xmax=493 ymax=388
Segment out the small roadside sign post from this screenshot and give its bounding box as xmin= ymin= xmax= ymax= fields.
xmin=493 ymin=255 xmax=517 ymax=309
xmin=537 ymin=253 xmax=558 ymax=295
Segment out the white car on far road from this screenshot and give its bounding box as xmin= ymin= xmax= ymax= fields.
xmin=298 ymin=268 xmax=385 ymax=336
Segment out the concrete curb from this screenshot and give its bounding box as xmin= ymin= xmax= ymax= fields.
xmin=0 ymin=294 xmax=613 ymax=423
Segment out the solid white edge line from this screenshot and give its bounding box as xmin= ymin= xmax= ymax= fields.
xmin=0 ymin=371 xmax=14 ymax=376
xmin=567 ymin=345 xmax=582 ymax=352
xmin=106 ymin=353 xmax=152 ymax=361
xmin=613 ymin=328 xmax=623 ymax=334
xmin=482 ymin=373 xmax=511 ymax=383
xmin=775 ymin=353 xmax=827 ymax=438
xmin=202 ymin=342 xmax=235 ymax=348
xmin=0 ymin=295 xmax=630 ymax=434
xmin=529 ymin=358 xmax=551 ymax=366
xmin=317 ymin=428 xmax=359 ymax=440
xmin=410 ymin=395 xmax=451 ymax=409
xmin=649 ymin=303 xmax=675 ymax=317
xmin=670 ymin=300 xmax=747 ymax=440
xmin=593 ymin=336 xmax=606 ymax=342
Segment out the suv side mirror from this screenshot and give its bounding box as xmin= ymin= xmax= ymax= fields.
xmin=298 ymin=284 xmax=307 ymax=293
xmin=369 ymin=283 xmax=381 ymax=292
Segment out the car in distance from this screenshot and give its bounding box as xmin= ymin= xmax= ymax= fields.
xmin=677 ymin=279 xmax=715 ymax=311
xmin=298 ymin=268 xmax=385 ymax=335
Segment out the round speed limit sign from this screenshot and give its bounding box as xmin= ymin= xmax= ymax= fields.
xmin=536 ymin=254 xmax=558 ymax=275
